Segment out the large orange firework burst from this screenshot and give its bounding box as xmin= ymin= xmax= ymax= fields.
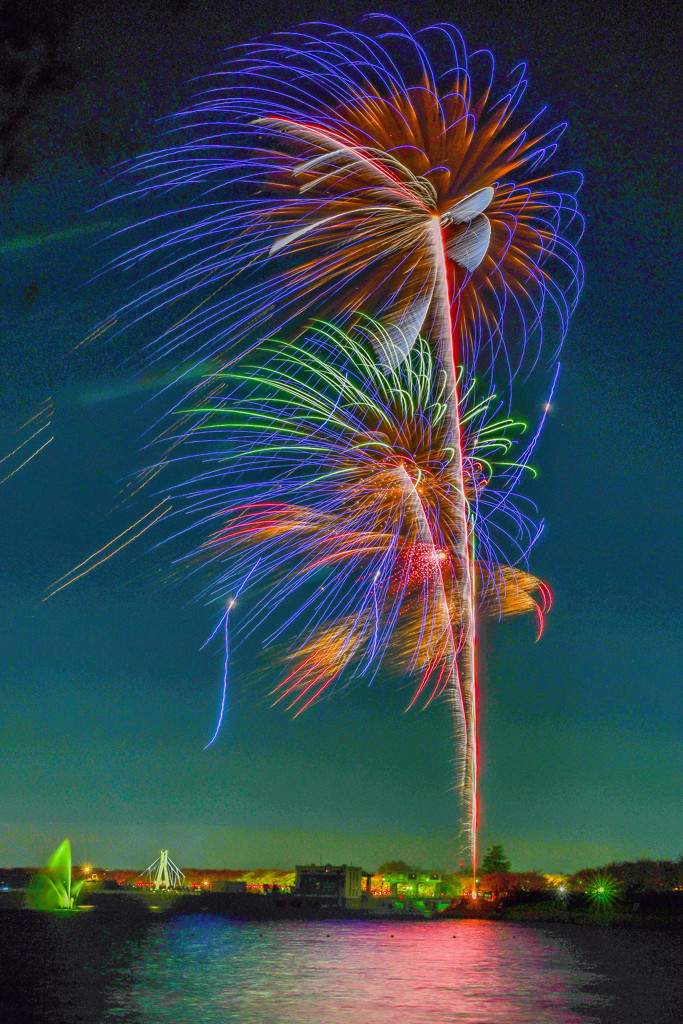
xmin=110 ymin=18 xmax=582 ymax=879
xmin=117 ymin=17 xmax=582 ymax=386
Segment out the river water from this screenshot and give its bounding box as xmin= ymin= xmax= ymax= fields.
xmin=2 ymin=912 xmax=681 ymax=1023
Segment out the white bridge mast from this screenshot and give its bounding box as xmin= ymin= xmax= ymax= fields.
xmin=142 ymin=849 xmax=185 ymax=890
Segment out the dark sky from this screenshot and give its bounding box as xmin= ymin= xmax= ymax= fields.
xmin=0 ymin=0 xmax=680 ymax=874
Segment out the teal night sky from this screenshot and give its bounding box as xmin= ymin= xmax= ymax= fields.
xmin=0 ymin=0 xmax=680 ymax=873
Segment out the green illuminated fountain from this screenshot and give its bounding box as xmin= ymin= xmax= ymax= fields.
xmin=28 ymin=839 xmax=83 ymax=910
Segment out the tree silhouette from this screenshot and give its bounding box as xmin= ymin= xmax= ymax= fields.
xmin=480 ymin=845 xmax=511 ymax=874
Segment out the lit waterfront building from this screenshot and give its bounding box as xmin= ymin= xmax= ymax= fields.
xmin=373 ymin=870 xmax=450 ymax=900
xmin=295 ymin=864 xmax=371 ymax=905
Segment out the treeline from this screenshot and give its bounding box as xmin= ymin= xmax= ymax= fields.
xmin=478 ymin=858 xmax=683 ymax=895
xmin=570 ymin=857 xmax=683 ymax=892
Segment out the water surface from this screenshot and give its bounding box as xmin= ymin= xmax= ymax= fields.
xmin=4 ymin=912 xmax=681 ymax=1023
xmin=110 ymin=917 xmax=601 ymax=1024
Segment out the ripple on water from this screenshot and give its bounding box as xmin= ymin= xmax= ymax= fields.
xmin=104 ymin=917 xmax=607 ymax=1024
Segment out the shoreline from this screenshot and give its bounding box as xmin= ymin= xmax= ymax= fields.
xmin=2 ymin=887 xmax=681 ymax=928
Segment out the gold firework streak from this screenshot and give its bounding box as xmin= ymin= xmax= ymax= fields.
xmin=43 ymin=498 xmax=171 ymax=601
xmin=0 ymin=399 xmax=54 ymax=486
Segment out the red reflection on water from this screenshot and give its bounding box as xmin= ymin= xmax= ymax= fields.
xmin=125 ymin=917 xmax=603 ymax=1024
xmin=243 ymin=919 xmax=598 ymax=1024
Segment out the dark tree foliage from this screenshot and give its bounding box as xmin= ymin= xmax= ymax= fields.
xmin=377 ymin=860 xmax=417 ymax=875
xmin=0 ymin=0 xmax=81 ymax=176
xmin=478 ymin=871 xmax=547 ymax=895
xmin=571 ymin=858 xmax=683 ymax=892
xmin=480 ymin=845 xmax=511 ymax=874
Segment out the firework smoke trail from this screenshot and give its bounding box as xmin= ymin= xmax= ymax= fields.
xmin=108 ymin=18 xmax=582 ymax=876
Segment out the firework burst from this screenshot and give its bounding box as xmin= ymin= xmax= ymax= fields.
xmin=105 ymin=18 xmax=582 ymax=879
xmin=165 ymin=323 xmax=550 ymax=836
xmin=113 ymin=17 xmax=582 ymax=387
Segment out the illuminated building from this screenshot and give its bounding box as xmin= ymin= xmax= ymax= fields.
xmin=374 ymin=870 xmax=449 ymax=900
xmin=295 ymin=864 xmax=371 ymax=905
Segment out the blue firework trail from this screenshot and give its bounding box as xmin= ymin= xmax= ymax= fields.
xmin=201 ymin=560 xmax=261 ymax=748
xmin=202 ymin=604 xmax=232 ymax=751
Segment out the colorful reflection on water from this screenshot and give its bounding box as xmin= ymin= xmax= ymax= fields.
xmin=108 ymin=917 xmax=603 ymax=1023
